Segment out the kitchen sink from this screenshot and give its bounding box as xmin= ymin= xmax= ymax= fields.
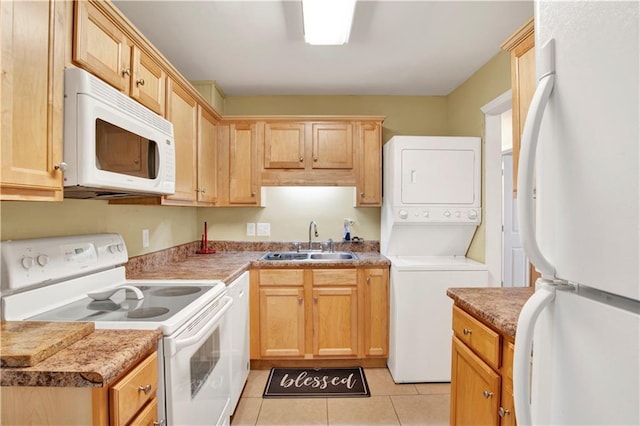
xmin=259 ymin=251 xmax=358 ymax=261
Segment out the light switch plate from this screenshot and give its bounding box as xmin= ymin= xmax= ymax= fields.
xmin=246 ymin=223 xmax=256 ymax=236
xmin=142 ymin=229 xmax=149 ymax=248
xmin=257 ymin=223 xmax=270 ymax=236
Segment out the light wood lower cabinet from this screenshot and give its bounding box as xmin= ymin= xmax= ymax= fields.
xmin=1 ymin=0 xmax=65 ymax=201
xmin=450 ymin=305 xmax=516 ymax=426
xmin=1 ymin=351 xmax=158 ymax=426
xmin=251 ymin=267 xmax=388 ymax=364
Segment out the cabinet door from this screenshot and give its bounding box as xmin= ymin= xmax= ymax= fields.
xmin=311 ymin=122 xmax=353 ymax=169
xmin=131 ymin=46 xmax=165 ymax=115
xmin=1 ymin=0 xmax=65 ymax=201
xmin=450 ymin=337 xmax=501 ymax=426
xmin=259 ymin=287 xmax=305 ymax=357
xmin=356 ymin=121 xmax=382 ymax=206
xmin=166 ymin=79 xmax=197 ymax=203
xmin=73 ymin=1 xmax=131 ymax=93
xmin=362 ymin=268 xmax=389 ymax=357
xmin=312 ymin=286 xmax=358 ymax=357
xmin=229 ymin=122 xmax=259 ymax=204
xmin=264 ymin=122 xmax=306 ymax=169
xmin=197 ymin=106 xmax=218 ymax=205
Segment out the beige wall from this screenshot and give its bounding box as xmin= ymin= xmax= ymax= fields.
xmin=446 ymin=51 xmax=512 ymax=262
xmin=198 ymin=187 xmax=380 ymax=242
xmin=0 ymin=200 xmax=198 ymax=256
xmin=0 ymin=53 xmax=510 ymax=259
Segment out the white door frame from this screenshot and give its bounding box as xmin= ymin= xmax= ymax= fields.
xmin=481 ymin=90 xmax=512 ymax=286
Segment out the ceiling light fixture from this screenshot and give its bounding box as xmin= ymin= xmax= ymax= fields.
xmin=302 ymin=0 xmax=356 ymax=45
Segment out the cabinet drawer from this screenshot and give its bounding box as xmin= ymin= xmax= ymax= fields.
xmin=452 ymin=306 xmax=501 ymax=369
xmin=128 ymin=397 xmax=158 ymax=426
xmin=259 ymin=269 xmax=304 ymax=286
xmin=312 ymin=269 xmax=357 ymax=286
xmin=110 ymin=351 xmax=158 ymax=426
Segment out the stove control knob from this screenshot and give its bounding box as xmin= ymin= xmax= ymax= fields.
xmin=468 ymin=210 xmax=478 ymax=220
xmin=36 ymin=255 xmax=49 ymax=267
xmin=455 ymin=211 xmax=461 ymax=218
xmin=423 ymin=210 xmax=429 ymax=218
xmin=443 ymin=210 xmax=451 ymax=218
xmin=108 ymin=245 xmax=116 ymax=254
xmin=21 ymin=256 xmax=34 ymax=269
xmin=399 ymin=210 xmax=408 ymax=220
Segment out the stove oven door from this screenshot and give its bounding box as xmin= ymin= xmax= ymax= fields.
xmin=163 ymin=295 xmax=233 ymax=425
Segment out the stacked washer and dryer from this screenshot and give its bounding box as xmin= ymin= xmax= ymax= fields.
xmin=382 ymin=136 xmax=489 ymax=383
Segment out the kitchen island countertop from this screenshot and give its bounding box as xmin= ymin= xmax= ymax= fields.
xmin=0 ymin=329 xmax=162 ymax=387
xmin=447 ymin=287 xmax=534 ymax=339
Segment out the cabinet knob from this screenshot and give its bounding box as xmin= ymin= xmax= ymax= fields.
xmin=298 ymin=296 xmax=303 ymax=304
xmin=251 ymin=192 xmax=256 ymax=197
xmin=482 ymin=390 xmax=494 ymax=399
xmin=313 ymin=296 xmax=318 ymax=302
xmin=366 ymin=276 xmax=371 ymax=284
xmin=299 ymin=157 xmax=304 ymax=162
xmin=313 ymin=157 xmax=318 ymax=162
xmin=138 ymin=384 xmax=152 ymax=395
xmin=499 ymin=407 xmax=511 ymax=417
xmin=463 ymin=328 xmax=472 ymax=335
xmin=122 ymin=68 xmax=131 ymax=77
xmin=360 ymin=192 xmax=365 ymax=198
xmin=54 ymin=162 xmax=68 ymax=172
xmin=136 ymin=78 xmax=145 ymax=86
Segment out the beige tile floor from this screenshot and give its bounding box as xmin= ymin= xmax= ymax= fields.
xmin=230 ymin=368 xmax=450 ymax=426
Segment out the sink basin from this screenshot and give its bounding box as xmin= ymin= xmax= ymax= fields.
xmin=259 ymin=251 xmax=358 ymax=261
xmin=308 ymin=252 xmax=357 ymax=260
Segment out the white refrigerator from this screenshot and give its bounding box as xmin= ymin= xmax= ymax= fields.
xmin=513 ymin=1 xmax=640 ymax=425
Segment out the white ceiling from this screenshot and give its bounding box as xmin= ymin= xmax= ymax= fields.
xmin=112 ymin=1 xmax=533 ymax=96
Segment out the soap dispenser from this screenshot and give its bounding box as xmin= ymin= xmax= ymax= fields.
xmin=343 ymin=219 xmax=351 ymax=242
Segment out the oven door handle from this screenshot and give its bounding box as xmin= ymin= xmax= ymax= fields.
xmin=170 ymin=296 xmax=233 ymax=353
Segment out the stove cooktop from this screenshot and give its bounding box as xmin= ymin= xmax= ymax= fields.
xmin=13 ymin=280 xmax=227 ymax=335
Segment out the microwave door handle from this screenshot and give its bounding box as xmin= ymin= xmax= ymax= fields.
xmin=172 ymin=296 xmax=233 ymax=352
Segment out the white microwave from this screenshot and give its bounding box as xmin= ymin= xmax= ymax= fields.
xmin=63 ymin=68 xmax=175 ymax=199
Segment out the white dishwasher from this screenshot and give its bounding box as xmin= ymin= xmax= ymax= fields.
xmin=226 ymin=271 xmax=250 ymax=415
xmin=386 ymin=256 xmax=488 ymax=383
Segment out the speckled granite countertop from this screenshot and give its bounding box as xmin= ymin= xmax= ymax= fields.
xmin=447 ymin=287 xmax=534 ymax=339
xmin=0 ymin=329 xmax=162 ymax=387
xmin=127 ymin=250 xmax=390 ymax=284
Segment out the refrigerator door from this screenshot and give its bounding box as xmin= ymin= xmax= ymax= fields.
xmin=534 ymin=1 xmax=639 ymax=299
xmin=530 ymin=288 xmax=640 ymax=425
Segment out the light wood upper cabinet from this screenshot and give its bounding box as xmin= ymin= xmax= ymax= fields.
xmin=264 ymin=122 xmax=306 ymax=169
xmin=311 ymin=122 xmax=353 ymax=169
xmin=228 ymin=122 xmax=260 ymax=205
xmin=74 ymin=1 xmax=165 ymax=115
xmin=356 ymin=121 xmax=383 ymax=206
xmin=197 ymin=106 xmax=218 ymax=205
xmin=165 ymin=79 xmax=198 ymax=203
xmin=502 ymin=17 xmax=535 ymax=198
xmin=1 ymin=0 xmax=65 ymax=201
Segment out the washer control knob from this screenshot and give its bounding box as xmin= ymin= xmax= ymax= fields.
xmin=108 ymin=244 xmax=117 ymax=254
xmin=399 ymin=210 xmax=408 ymax=220
xmin=468 ymin=210 xmax=478 ymax=220
xmin=117 ymin=243 xmax=125 ymax=252
xmin=21 ymin=256 xmax=34 ymax=269
xmin=455 ymin=211 xmax=461 ymax=218
xmin=423 ymin=210 xmax=429 ymax=218
xmin=36 ymin=255 xmax=49 ymax=267
xmin=444 ymin=210 xmax=451 ymax=218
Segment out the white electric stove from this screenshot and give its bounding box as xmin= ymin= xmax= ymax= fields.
xmin=1 ymin=234 xmax=233 ymax=426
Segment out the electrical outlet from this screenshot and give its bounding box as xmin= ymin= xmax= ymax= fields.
xmin=257 ymin=223 xmax=270 ymax=237
xmin=142 ymin=229 xmax=149 ymax=248
xmin=246 ymin=223 xmax=256 ymax=236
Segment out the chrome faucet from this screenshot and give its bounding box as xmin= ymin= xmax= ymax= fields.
xmin=308 ymin=220 xmax=318 ymax=250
